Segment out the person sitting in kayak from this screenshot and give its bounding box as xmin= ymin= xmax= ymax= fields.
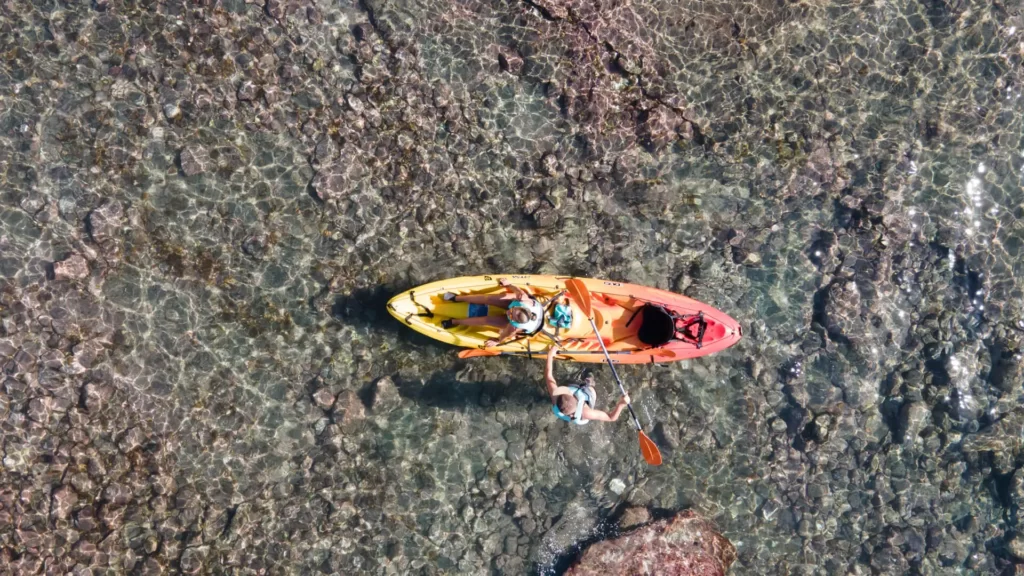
xmin=441 ymin=278 xmax=545 ymax=347
xmin=545 ymin=345 xmax=630 ymax=424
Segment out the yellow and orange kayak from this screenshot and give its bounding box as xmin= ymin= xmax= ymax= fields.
xmin=386 ymin=275 xmax=741 ymax=363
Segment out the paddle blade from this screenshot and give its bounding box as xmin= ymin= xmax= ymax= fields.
xmin=457 ymin=349 xmax=502 ymax=359
xmin=638 ymin=431 xmax=663 ymax=466
xmin=650 ymin=349 xmax=677 ymax=359
xmin=565 ymin=279 xmax=593 ymax=318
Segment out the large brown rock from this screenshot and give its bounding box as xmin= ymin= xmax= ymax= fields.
xmin=567 ymin=510 xmax=736 ymax=576
xmin=52 ymin=254 xmax=89 ymax=281
xmin=618 ymin=506 xmax=651 ymax=530
xmin=335 ymin=390 xmax=366 ymax=423
xmin=370 ymin=376 xmax=401 ymax=413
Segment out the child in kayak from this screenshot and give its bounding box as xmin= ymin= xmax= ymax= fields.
xmin=441 ymin=278 xmax=545 ymax=347
xmin=545 ymin=345 xmax=629 ymax=424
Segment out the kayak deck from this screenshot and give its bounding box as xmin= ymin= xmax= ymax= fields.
xmin=386 ymin=275 xmax=741 ymax=363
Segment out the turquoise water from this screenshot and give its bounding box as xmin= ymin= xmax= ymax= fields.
xmin=1 ymin=0 xmax=1023 ymax=573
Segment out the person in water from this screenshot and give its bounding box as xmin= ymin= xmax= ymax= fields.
xmin=545 ymin=345 xmax=630 ymax=424
xmin=441 ymin=278 xmax=545 ymax=347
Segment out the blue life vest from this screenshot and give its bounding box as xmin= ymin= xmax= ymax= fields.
xmin=552 ymin=385 xmax=595 ymax=425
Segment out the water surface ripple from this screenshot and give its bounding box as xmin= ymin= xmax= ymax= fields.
xmin=1 ymin=0 xmax=1023 ymax=573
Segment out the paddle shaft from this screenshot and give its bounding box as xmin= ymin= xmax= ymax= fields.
xmin=584 ymin=315 xmax=642 ymax=431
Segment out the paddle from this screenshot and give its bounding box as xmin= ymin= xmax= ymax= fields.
xmin=565 ymin=279 xmax=662 ymax=466
xmin=457 ymin=348 xmax=502 ymax=359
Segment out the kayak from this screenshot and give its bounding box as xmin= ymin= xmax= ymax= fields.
xmin=386 ymin=275 xmax=741 ymax=363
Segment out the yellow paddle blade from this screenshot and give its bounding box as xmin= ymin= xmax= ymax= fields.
xmin=650 ymin=349 xmax=677 ymax=358
xmin=565 ymin=279 xmax=593 ymax=318
xmin=457 ymin=349 xmax=502 ymax=359
xmin=639 ymin=431 xmax=663 ymax=466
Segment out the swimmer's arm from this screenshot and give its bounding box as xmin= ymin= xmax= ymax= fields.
xmin=510 ymin=285 xmax=530 ymax=301
xmin=497 ymin=278 xmax=530 ymax=301
xmin=497 ymin=324 xmax=517 ymax=340
xmin=545 ymin=346 xmax=559 ymax=398
xmin=580 ymin=396 xmax=630 ymax=422
xmin=486 ymin=324 xmax=518 ymax=347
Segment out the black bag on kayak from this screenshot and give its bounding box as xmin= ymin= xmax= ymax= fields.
xmin=635 ymin=304 xmax=708 ymax=348
xmin=637 ymin=305 xmax=675 ymax=346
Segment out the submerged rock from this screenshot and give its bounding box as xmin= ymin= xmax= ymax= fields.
xmin=163 ymin=102 xmax=181 ymax=120
xmin=618 ymin=506 xmax=651 ymax=530
xmin=567 ymin=510 xmax=735 ymax=576
xmin=639 ymin=106 xmax=682 ymax=152
xmin=52 ymin=254 xmax=89 ymax=281
xmin=336 ymin=390 xmax=366 ymax=423
xmin=1009 ymin=534 xmax=1024 ymax=561
xmin=179 ymin=146 xmax=211 ymax=176
xmin=50 ymin=485 xmax=78 ymax=521
xmin=1010 ymin=468 xmax=1024 ymax=513
xmin=898 ymin=402 xmax=930 ymax=444
xmin=86 ymin=200 xmax=124 ymax=243
xmin=542 ymin=497 xmax=599 ymax=560
xmin=531 ymin=0 xmax=568 ymax=19
xmin=497 ymin=47 xmax=523 ymax=75
xmin=608 ymin=478 xmax=626 ymax=495
xmin=313 ymin=387 xmax=336 ymax=410
xmin=821 ymin=279 xmax=862 ymax=341
xmin=371 ymin=376 xmax=401 ymax=413
xmin=237 ymin=81 xmax=259 ymax=102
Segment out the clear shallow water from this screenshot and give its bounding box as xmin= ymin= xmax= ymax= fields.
xmin=1 ymin=0 xmax=1023 ymax=573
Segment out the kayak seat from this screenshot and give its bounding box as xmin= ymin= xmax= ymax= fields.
xmin=637 ymin=305 xmax=675 ymax=346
